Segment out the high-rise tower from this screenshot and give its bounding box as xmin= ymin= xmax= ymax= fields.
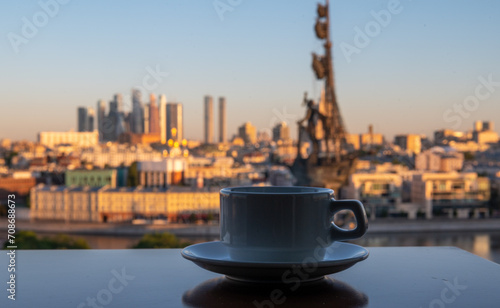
xmin=159 ymin=94 xmax=167 ymax=144
xmin=97 ymin=100 xmax=106 ymax=141
xmin=149 ymin=94 xmax=160 ymax=134
xmin=131 ymin=89 xmax=144 ymax=134
xmin=218 ymin=97 xmax=226 ymax=143
xmin=167 ymin=103 xmax=183 ymax=142
xmin=77 ymin=107 xmax=88 ymax=132
xmin=204 ymin=96 xmax=213 ymax=144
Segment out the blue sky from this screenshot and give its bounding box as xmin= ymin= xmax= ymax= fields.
xmin=1 ymin=0 xmax=499 ymax=141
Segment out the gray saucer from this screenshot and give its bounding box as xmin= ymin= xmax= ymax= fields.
xmin=181 ymin=241 xmax=369 ymax=283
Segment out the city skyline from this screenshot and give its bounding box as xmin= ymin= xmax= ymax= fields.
xmin=1 ymin=0 xmax=500 ymax=142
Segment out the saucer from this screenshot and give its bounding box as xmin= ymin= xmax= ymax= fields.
xmin=181 ymin=241 xmax=369 ymax=283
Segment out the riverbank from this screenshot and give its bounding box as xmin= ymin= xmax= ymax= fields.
xmin=2 ymin=218 xmax=500 ymax=237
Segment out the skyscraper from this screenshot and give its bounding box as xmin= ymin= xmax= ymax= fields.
xmin=87 ymin=107 xmax=95 ymax=132
xmin=131 ymin=89 xmax=144 ymax=134
xmin=97 ymin=100 xmax=106 ymax=141
xmin=143 ymin=103 xmax=150 ymax=134
xmin=272 ymin=122 xmax=290 ymax=142
xmin=204 ymin=96 xmax=213 ymax=144
xmin=167 ymin=103 xmax=183 ymax=142
xmin=218 ymin=97 xmax=226 ymax=143
xmin=238 ymin=122 xmax=257 ymax=144
xmin=77 ymin=107 xmax=88 ymax=132
xmin=149 ymin=94 xmax=160 ymax=134
xmin=159 ymin=94 xmax=167 ymax=144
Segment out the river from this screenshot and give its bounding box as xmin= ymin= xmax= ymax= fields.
xmin=56 ymin=231 xmax=500 ymax=264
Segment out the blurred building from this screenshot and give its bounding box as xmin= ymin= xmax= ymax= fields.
xmin=0 ymin=175 xmax=36 ymax=203
xmin=143 ymin=103 xmax=150 ymax=134
xmin=159 ymin=94 xmax=167 ymax=144
xmin=118 ymin=132 xmax=161 ymax=145
xmin=65 ymin=169 xmax=117 ymax=188
xmin=97 ymin=100 xmax=106 ymax=141
xmin=434 ymin=129 xmax=466 ymax=145
xmin=411 ymin=172 xmax=490 ymax=218
xmin=415 ymin=147 xmax=464 ymax=172
xmin=268 ymin=166 xmax=294 ymax=186
xmin=238 ymin=122 xmax=257 ymax=144
xmin=30 ymin=184 xmax=219 ymax=223
xmin=137 ymin=158 xmax=187 ymax=187
xmin=204 ymin=96 xmax=213 ymax=144
xmin=473 ymin=121 xmax=498 ymax=144
xmin=38 ymin=131 xmax=98 ymax=148
xmin=272 ymin=122 xmax=290 ymax=142
xmin=167 ymin=103 xmax=183 ymax=142
xmin=219 ymin=97 xmax=226 ymax=143
xmin=394 ymin=134 xmax=422 ymax=155
xmin=131 ymin=89 xmax=144 ymax=134
xmin=344 ymin=173 xmax=404 ymax=220
xmin=360 ymin=125 xmax=384 ymax=150
xmin=149 ymin=94 xmax=160 ymax=134
xmin=80 ymin=144 xmax=162 ymax=168
xmin=345 ymin=134 xmax=360 ymax=151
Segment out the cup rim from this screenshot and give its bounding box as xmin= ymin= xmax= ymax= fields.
xmin=220 ymin=186 xmax=333 ymax=195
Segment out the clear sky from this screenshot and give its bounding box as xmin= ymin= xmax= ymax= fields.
xmin=1 ymin=0 xmax=499 ymax=142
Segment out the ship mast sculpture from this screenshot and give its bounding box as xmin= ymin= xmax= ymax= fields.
xmin=297 ymin=0 xmax=346 ymax=164
xmin=293 ymin=0 xmax=356 ymax=195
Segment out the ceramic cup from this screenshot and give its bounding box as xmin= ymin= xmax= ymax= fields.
xmin=220 ymin=186 xmax=368 ymax=262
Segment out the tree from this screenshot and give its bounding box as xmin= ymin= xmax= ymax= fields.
xmin=2 ymin=231 xmax=90 ymax=249
xmin=127 ymin=161 xmax=139 ymax=187
xmin=132 ymin=232 xmax=191 ymax=249
xmin=463 ymin=152 xmax=475 ymax=161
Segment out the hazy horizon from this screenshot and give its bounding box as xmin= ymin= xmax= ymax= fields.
xmin=1 ymin=0 xmax=499 ymax=142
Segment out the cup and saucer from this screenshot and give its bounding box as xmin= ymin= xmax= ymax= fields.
xmin=182 ymin=186 xmax=369 ymax=283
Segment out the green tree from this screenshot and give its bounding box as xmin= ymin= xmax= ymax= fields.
xmin=127 ymin=161 xmax=139 ymax=187
xmin=5 ymin=151 xmax=18 ymax=167
xmin=133 ymin=232 xmax=191 ymax=249
xmin=3 ymin=231 xmax=90 ymax=249
xmin=463 ymin=152 xmax=475 ymax=161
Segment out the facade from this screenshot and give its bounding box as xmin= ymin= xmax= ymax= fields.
xmin=65 ymin=169 xmax=117 ymax=188
xmin=137 ymin=158 xmax=187 ymax=187
xmin=79 ymin=144 xmax=162 ymax=168
xmin=219 ymin=97 xmax=226 ymax=143
xmin=30 ymin=184 xmax=219 ymax=223
xmin=411 ymin=172 xmax=490 ymax=218
xmin=344 ymin=173 xmax=404 ymax=220
xmin=272 ymin=122 xmax=290 ymax=142
xmin=38 ymin=131 xmax=99 ymax=148
xmin=0 ymin=176 xmax=37 ymax=202
xmin=415 ymin=147 xmax=464 ymax=172
xmin=394 ymin=134 xmax=422 ymax=155
xmin=360 ymin=132 xmax=384 ymax=150
xmin=238 ymin=122 xmax=257 ymax=144
xmin=166 ymin=103 xmax=183 ymax=142
xmin=204 ymin=96 xmax=213 ymax=144
xmin=345 ymin=134 xmax=360 ymax=151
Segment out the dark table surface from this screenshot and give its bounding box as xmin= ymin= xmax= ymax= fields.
xmin=1 ymin=246 xmax=499 ymax=307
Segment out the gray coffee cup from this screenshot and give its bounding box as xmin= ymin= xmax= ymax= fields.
xmin=220 ymin=186 xmax=368 ymax=262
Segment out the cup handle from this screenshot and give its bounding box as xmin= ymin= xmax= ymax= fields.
xmin=329 ymin=199 xmax=368 ymax=241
